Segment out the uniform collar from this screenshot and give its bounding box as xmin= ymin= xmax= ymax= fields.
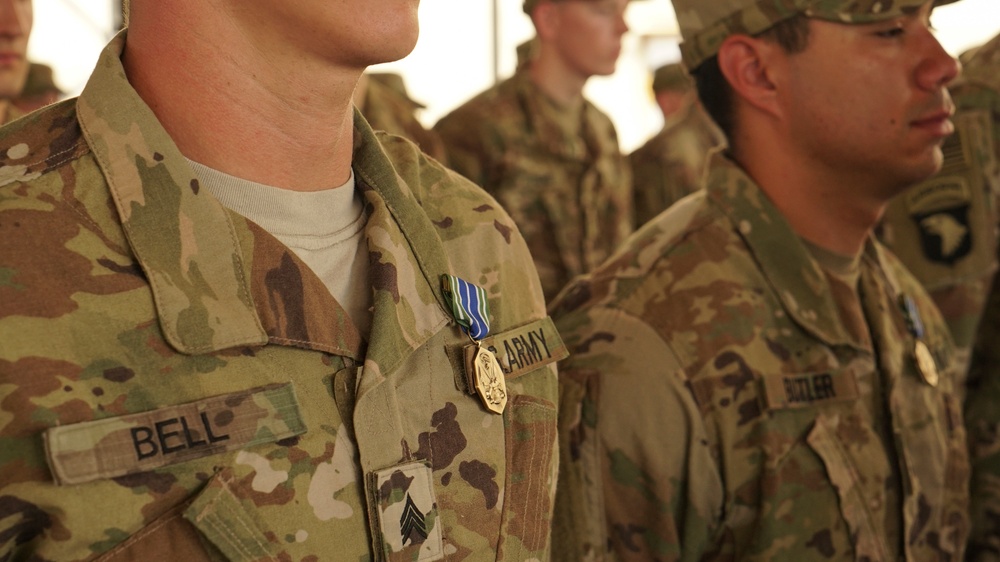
xmin=78 ymin=31 xmax=451 ymax=363
xmin=77 ymin=31 xmax=269 ymax=355
xmin=351 ymin=116 xmax=452 ymax=378
xmin=511 ymin=69 xmax=608 ymax=162
xmin=705 ymin=154 xmax=885 ymax=350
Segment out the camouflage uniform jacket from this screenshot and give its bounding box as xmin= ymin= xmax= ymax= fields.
xmin=360 ymin=77 xmax=448 ymax=164
xmin=0 ymin=33 xmax=565 ymax=562
xmin=433 ymin=69 xmax=634 ymax=301
xmin=956 ymin=33 xmax=1000 ymax=562
xmin=629 ymin=101 xmax=724 ymax=226
xmin=551 ymin=154 xmax=970 ymax=562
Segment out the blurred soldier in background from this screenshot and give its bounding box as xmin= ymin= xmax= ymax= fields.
xmin=13 ymin=62 xmax=62 ymax=113
xmin=878 ymin=34 xmax=1000 ymax=377
xmin=939 ymin=32 xmax=1000 ymax=562
xmin=629 ymin=62 xmax=725 ymax=226
xmin=354 ymin=71 xmax=448 ymax=163
xmin=434 ymin=0 xmax=635 ymax=301
xmin=551 ymin=0 xmax=969 ymax=559
xmin=0 ymin=0 xmax=33 ymax=124
xmin=516 ymin=36 xmax=540 ymax=71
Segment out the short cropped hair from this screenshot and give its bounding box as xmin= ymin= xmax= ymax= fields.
xmin=694 ymin=14 xmax=811 ymax=139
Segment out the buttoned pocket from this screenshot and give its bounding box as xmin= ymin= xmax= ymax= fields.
xmin=94 ymin=468 xmax=278 ymax=562
xmin=806 ymin=413 xmax=895 ymax=562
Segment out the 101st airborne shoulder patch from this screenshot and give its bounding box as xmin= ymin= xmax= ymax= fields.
xmin=44 ymin=383 xmax=306 ymax=486
xmin=880 ymin=109 xmax=999 ymax=289
xmin=906 ymin=178 xmax=974 ymax=265
xmin=368 ymin=462 xmax=443 ymax=561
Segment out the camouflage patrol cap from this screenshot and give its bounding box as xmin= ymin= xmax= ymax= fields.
xmin=675 ymin=0 xmax=962 ymax=70
xmin=652 ymin=63 xmax=693 ymax=93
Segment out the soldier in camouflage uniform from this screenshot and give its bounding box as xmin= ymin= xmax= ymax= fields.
xmin=551 ymin=0 xmax=969 ymax=560
xmin=878 ymin=33 xmax=1000 ymax=376
xmin=434 ymin=0 xmax=635 ymax=301
xmin=13 ymin=62 xmax=62 ymax=112
xmin=0 ymin=0 xmax=565 ymax=560
xmin=948 ymin=32 xmax=1000 ymax=562
xmin=629 ymin=62 xmax=726 ymax=226
xmin=355 ymin=72 xmax=449 ymax=164
xmin=0 ymin=0 xmax=33 ymax=125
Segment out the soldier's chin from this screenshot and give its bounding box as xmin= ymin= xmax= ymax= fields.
xmin=593 ymin=63 xmax=618 ymax=78
xmin=926 ymin=147 xmax=946 ymax=177
xmin=369 ymin=34 xmax=419 ymax=66
xmin=891 ymin=156 xmax=946 ymax=196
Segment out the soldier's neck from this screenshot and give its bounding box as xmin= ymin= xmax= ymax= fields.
xmin=122 ymin=10 xmax=358 ymax=193
xmin=527 ymin=56 xmax=587 ymax=108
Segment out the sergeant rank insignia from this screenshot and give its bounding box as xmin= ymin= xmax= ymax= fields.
xmin=441 ymin=274 xmax=507 ymax=414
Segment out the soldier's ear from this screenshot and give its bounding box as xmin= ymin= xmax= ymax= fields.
xmin=532 ymin=1 xmax=562 ymax=41
xmin=717 ymin=35 xmax=783 ymax=120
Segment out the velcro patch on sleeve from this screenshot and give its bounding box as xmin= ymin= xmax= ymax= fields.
xmin=460 ymin=316 xmax=568 ymax=395
xmin=44 ymin=383 xmax=306 ymax=486
xmin=761 ymin=369 xmax=860 ymax=410
xmin=368 ymin=461 xmax=443 ymax=561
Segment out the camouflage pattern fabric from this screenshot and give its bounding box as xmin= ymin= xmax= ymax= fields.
xmin=953 ymin=32 xmax=1000 ymax=562
xmin=359 ymin=73 xmax=448 ymax=164
xmin=551 ymin=153 xmax=969 ymax=561
xmin=673 ymin=0 xmax=961 ymax=70
xmin=651 ymin=63 xmax=692 ymax=94
xmin=629 ymin=100 xmax=725 ymax=226
xmin=516 ymin=38 xmax=539 ymax=71
xmin=434 ymin=69 xmax=634 ymax=301
xmin=0 ymin=32 xmax=562 ymax=562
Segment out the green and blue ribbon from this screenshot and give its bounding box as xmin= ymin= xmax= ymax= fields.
xmin=899 ymin=294 xmax=925 ymax=339
xmin=441 ymin=274 xmax=491 ymax=341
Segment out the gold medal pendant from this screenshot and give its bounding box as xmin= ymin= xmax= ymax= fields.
xmin=440 ymin=274 xmax=506 ymax=415
xmin=473 ymin=344 xmax=507 ymax=415
xmin=914 ymin=340 xmax=939 ymax=387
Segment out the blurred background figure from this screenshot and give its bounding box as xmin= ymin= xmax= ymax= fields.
xmin=629 ymin=61 xmax=724 ymax=226
xmin=0 ymin=0 xmax=35 ymax=124
xmin=516 ymin=36 xmax=539 ymax=71
xmin=12 ymin=61 xmax=60 ymax=113
xmin=434 ymin=0 xmax=636 ymax=301
xmin=353 ymin=71 xmax=447 ymax=163
xmin=930 ymin=32 xmax=1000 ymax=562
xmin=879 ymin=32 xmax=1000 ymax=376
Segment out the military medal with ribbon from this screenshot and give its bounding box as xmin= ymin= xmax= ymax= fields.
xmin=441 ymin=274 xmax=507 ymax=414
xmin=899 ymin=294 xmax=939 ymax=387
